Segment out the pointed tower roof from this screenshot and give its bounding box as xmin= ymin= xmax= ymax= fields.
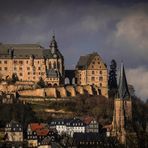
xmin=118 ymin=63 xmax=130 ymax=99
xmin=49 ymin=35 xmax=58 ymax=49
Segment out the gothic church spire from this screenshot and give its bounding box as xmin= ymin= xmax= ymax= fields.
xmin=118 ymin=63 xmax=130 ymax=99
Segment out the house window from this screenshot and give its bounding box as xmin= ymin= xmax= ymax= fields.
xmin=20 ymin=73 xmax=22 ymax=76
xmin=92 ymin=71 xmax=94 ymax=74
xmin=38 ymin=67 xmax=41 ymax=70
xmin=0 ymin=61 xmax=1 ymax=64
xmin=0 ymin=67 xmax=1 ymax=70
xmin=27 ymin=67 xmax=30 ymax=70
xmin=14 ymin=67 xmax=17 ymax=70
xmin=26 ymin=61 xmax=28 ymax=64
xmin=100 ymin=83 xmax=102 ymax=87
xmin=19 ymin=67 xmax=22 ymax=70
xmin=4 ymin=67 xmax=7 ymax=70
xmin=28 ymin=72 xmax=30 ymax=75
xmin=100 ymin=71 xmax=102 ymax=74
xmin=4 ymin=61 xmax=7 ymax=64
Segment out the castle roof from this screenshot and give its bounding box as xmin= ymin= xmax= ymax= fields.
xmin=0 ymin=36 xmax=63 ymax=59
xmin=118 ymin=63 xmax=130 ymax=99
xmin=76 ymin=52 xmax=106 ymax=69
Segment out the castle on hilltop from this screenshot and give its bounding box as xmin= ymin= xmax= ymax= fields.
xmin=0 ymin=35 xmax=108 ymax=97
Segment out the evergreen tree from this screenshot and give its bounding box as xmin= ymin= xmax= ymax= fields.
xmin=11 ymin=73 xmax=19 ymax=83
xmin=108 ymin=59 xmax=117 ymax=90
xmin=37 ymin=77 xmax=46 ymax=88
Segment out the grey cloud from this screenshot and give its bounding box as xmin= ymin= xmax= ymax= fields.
xmin=127 ymin=67 xmax=148 ymax=101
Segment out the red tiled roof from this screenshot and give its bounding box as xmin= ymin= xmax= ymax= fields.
xmin=36 ymin=129 xmax=49 ymax=136
xmin=29 ymin=123 xmax=50 ymax=136
xmin=30 ymin=123 xmax=45 ymax=131
xmin=83 ymin=116 xmax=94 ymax=125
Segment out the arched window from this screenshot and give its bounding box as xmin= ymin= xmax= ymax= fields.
xmin=53 ymin=61 xmax=56 ymax=69
xmin=49 ymin=62 xmax=52 ymax=69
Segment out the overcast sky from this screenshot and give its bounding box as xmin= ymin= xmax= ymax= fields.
xmin=0 ymin=0 xmax=148 ymax=100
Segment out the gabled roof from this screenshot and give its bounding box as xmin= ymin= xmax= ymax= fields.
xmin=29 ymin=123 xmax=50 ymax=136
xmin=118 ymin=63 xmax=130 ymax=99
xmin=68 ymin=118 xmax=85 ymax=127
xmin=29 ymin=123 xmax=48 ymax=131
xmin=76 ymin=52 xmax=105 ymax=69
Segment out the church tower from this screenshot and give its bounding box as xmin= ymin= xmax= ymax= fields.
xmin=50 ymin=35 xmax=58 ymax=54
xmin=112 ymin=63 xmax=132 ymax=144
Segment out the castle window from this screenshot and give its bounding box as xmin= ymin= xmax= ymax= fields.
xmin=27 ymin=67 xmax=30 ymax=70
xmin=99 ymin=77 xmax=103 ymax=81
xmin=14 ymin=60 xmax=17 ymax=64
xmin=100 ymin=83 xmax=102 ymax=87
xmin=19 ymin=67 xmax=22 ymax=70
xmin=53 ymin=62 xmax=56 ymax=69
xmin=38 ymin=61 xmax=40 ymax=64
xmin=100 ymin=71 xmax=102 ymax=74
xmin=20 ymin=73 xmax=22 ymax=76
xmin=4 ymin=67 xmax=7 ymax=70
xmin=92 ymin=71 xmax=94 ymax=74
xmin=28 ymin=72 xmax=30 ymax=75
xmin=19 ymin=61 xmax=23 ymax=64
xmin=91 ymin=77 xmax=95 ymax=81
xmin=38 ymin=67 xmax=41 ymax=70
xmin=49 ymin=62 xmax=52 ymax=69
xmin=4 ymin=61 xmax=7 ymax=64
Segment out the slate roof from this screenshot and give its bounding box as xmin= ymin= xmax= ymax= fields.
xmin=76 ymin=52 xmax=103 ymax=69
xmin=68 ymin=118 xmax=85 ymax=127
xmin=73 ymin=133 xmax=101 ymax=142
xmin=0 ymin=36 xmax=63 ymax=59
xmin=5 ymin=120 xmax=23 ymax=132
xmin=118 ymin=63 xmax=130 ymax=99
xmin=46 ymin=69 xmax=60 ymax=78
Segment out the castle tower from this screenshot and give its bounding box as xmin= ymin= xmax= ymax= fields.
xmin=112 ymin=63 xmax=132 ymax=144
xmin=50 ymin=35 xmax=58 ymax=54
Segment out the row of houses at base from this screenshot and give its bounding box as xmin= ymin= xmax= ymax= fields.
xmin=2 ymin=117 xmax=102 ymax=147
xmin=50 ymin=117 xmax=99 ymax=137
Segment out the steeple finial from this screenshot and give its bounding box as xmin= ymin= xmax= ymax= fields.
xmin=52 ymin=30 xmax=55 ymax=40
xmin=118 ymin=62 xmax=130 ymax=99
